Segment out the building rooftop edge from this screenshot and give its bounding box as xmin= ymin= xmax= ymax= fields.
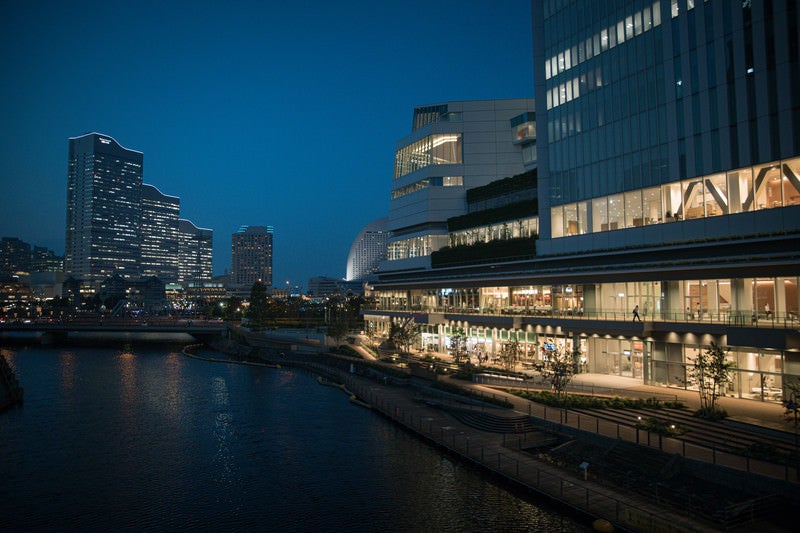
xmin=68 ymin=132 xmax=144 ymax=154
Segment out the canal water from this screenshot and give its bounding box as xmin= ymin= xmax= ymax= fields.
xmin=0 ymin=342 xmax=586 ymax=531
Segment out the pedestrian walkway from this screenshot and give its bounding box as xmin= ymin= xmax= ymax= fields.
xmin=248 ymin=332 xmax=794 ymax=531
xmin=326 ymin=366 xmax=726 ymax=533
xmin=567 ymin=373 xmax=794 ymax=434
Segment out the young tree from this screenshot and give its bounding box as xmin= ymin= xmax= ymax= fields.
xmin=388 ymin=318 xmax=420 ymax=354
xmin=449 ymin=326 xmax=468 ymax=365
xmin=536 ymin=346 xmax=576 ymax=401
xmin=499 ymin=338 xmax=522 ymax=373
xmin=688 ymin=342 xmax=735 ymax=417
xmin=327 ymin=320 xmax=349 ymax=347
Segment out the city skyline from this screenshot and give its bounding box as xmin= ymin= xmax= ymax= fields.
xmin=0 ymin=0 xmax=535 ymax=289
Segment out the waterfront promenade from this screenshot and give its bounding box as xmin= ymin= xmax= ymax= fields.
xmin=227 ymin=328 xmax=798 ymax=532
xmin=291 ymin=356 xmax=722 ymax=532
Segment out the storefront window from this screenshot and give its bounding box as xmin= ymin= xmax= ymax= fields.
xmin=642 ymin=186 xmax=661 ymax=224
xmin=782 ymin=277 xmax=799 ymax=319
xmin=662 ymin=182 xmax=682 ymax=220
xmin=551 ymin=204 xmax=565 ymax=238
xmin=564 ymin=203 xmax=578 ymax=235
xmin=704 ymin=173 xmax=728 ymax=216
xmin=624 ymin=189 xmax=643 ymax=227
xmin=592 ymin=197 xmax=608 ymax=231
xmin=753 ymin=161 xmax=782 ymax=210
xmin=727 ymin=167 xmax=752 ymax=213
xmin=783 ymin=157 xmax=800 ymax=206
xmin=577 ymin=201 xmax=589 ymax=234
xmin=682 ymin=177 xmax=705 ymax=219
xmin=608 ymin=193 xmax=623 ymax=230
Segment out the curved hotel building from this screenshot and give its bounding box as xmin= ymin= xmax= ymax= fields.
xmin=364 ymin=0 xmax=800 ymax=403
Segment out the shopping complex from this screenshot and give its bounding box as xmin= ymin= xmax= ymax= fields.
xmin=363 ymin=1 xmax=800 ymax=404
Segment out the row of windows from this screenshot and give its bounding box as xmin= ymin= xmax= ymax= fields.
xmin=448 ymin=217 xmax=538 ymax=248
xmin=387 ymin=234 xmax=448 ymax=261
xmin=394 ymin=134 xmax=463 ymax=179
xmin=376 ymin=277 xmax=799 ymax=325
xmin=545 ymin=1 xmax=662 ymax=89
xmin=391 ymin=176 xmax=463 ymax=199
xmin=551 ymin=157 xmax=800 ymax=238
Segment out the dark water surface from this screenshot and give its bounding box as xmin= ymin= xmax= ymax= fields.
xmin=0 ymin=343 xmax=586 ymax=531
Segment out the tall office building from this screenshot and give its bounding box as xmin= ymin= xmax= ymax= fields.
xmin=533 ymin=0 xmax=800 ymax=248
xmin=231 ymin=225 xmax=273 ymax=290
xmin=345 ymin=217 xmax=389 ymax=281
xmin=177 ymin=219 xmax=213 ymax=286
xmin=65 ymin=133 xmax=143 ymax=284
xmin=366 ymin=1 xmax=800 ymax=404
xmin=140 ymin=184 xmax=180 ymax=283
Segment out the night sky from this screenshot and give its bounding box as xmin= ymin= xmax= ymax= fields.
xmin=0 ymin=0 xmax=534 ymax=289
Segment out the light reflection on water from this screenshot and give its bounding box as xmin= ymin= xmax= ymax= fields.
xmin=0 ymin=344 xmax=588 ymax=532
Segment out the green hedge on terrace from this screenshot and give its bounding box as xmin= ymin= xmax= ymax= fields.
xmin=447 ymin=200 xmax=538 ymax=232
xmin=431 ymin=237 xmax=537 ymax=268
xmin=466 ymin=169 xmax=537 ymax=203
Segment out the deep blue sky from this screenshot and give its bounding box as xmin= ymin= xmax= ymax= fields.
xmin=0 ymin=0 xmax=534 ymax=289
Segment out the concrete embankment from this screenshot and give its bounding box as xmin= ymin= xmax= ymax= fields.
xmin=231 ymin=346 xmax=720 ymax=533
xmin=196 ymin=331 xmax=791 ymax=532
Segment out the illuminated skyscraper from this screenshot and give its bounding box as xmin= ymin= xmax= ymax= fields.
xmin=65 ymin=133 xmax=143 ymax=284
xmin=231 ymin=225 xmax=273 ymax=290
xmin=346 ymin=217 xmax=388 ymax=281
xmin=141 ymin=184 xmax=180 ymax=283
xmin=177 ymin=219 xmax=213 ymax=286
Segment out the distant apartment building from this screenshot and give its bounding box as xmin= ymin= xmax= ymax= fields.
xmin=140 ymin=184 xmax=180 ymax=283
xmin=65 ymin=133 xmax=143 ymax=284
xmin=31 ymin=246 xmax=63 ymax=273
xmin=177 ymin=219 xmax=213 ymax=287
xmin=0 ymin=237 xmax=32 ymax=274
xmin=345 ymin=217 xmax=388 ymax=281
xmin=231 ymin=226 xmax=273 ymax=290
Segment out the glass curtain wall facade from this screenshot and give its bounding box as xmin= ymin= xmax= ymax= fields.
xmin=177 ymin=219 xmax=213 ymax=287
xmin=535 ymin=0 xmax=800 ymax=242
xmin=65 ymin=133 xmax=143 ymax=284
xmin=140 ymin=184 xmax=180 ymax=283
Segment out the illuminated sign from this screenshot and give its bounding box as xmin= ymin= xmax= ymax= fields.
xmin=99 ymin=138 xmax=111 ymax=144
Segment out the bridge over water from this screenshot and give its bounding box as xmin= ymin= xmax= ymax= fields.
xmin=0 ymin=318 xmax=226 ymax=343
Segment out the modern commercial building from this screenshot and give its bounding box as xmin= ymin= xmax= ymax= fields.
xmin=231 ymin=225 xmax=273 ymax=290
xmin=140 ymin=184 xmax=180 ymax=283
xmin=346 ymin=217 xmax=389 ymax=281
xmin=365 ymin=1 xmax=800 ymax=404
xmin=384 ymin=99 xmax=536 ymax=273
xmin=65 ymin=133 xmax=143 ymax=284
xmin=177 ymin=219 xmax=213 ymax=287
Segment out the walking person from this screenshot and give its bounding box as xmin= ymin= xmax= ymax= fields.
xmin=632 ymin=304 xmax=641 ymax=322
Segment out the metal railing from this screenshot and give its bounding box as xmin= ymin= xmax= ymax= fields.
xmin=365 ymin=305 xmax=800 ymax=329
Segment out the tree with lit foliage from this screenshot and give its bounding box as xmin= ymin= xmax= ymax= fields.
xmin=449 ymin=326 xmax=468 ymax=365
xmin=535 ymin=345 xmax=577 ymax=401
xmin=688 ymin=342 xmax=734 ymax=418
xmin=388 ymin=318 xmax=420 ymax=354
xmin=499 ymin=337 xmax=522 ymax=372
